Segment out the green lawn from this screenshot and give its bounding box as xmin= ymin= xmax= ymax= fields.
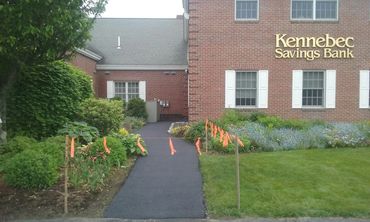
xmin=200 ymin=148 xmax=370 ymax=218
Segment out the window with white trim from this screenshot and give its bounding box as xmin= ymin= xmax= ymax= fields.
xmin=291 ymin=0 xmax=338 ymax=20
xmin=235 ymin=0 xmax=259 ymax=20
xmin=114 ymin=82 xmax=139 ymax=102
xmin=302 ymin=71 xmax=325 ymax=107
xmin=236 ymin=71 xmax=257 ymax=106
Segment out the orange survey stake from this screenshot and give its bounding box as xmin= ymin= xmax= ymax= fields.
xmin=195 ymin=137 xmax=202 ymax=155
xmin=103 ymin=137 xmax=111 ymax=154
xmin=169 ymin=137 xmax=176 ymax=156
xmin=70 ymin=137 xmax=75 ymax=158
xmin=137 ymin=137 xmax=146 ymax=154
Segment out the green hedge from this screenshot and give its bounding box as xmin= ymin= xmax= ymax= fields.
xmin=90 ymin=136 xmax=127 ymax=167
xmin=4 ymin=149 xmax=59 ymax=189
xmin=126 ymin=98 xmax=148 ymax=120
xmin=79 ymin=98 xmax=124 ymax=136
xmin=6 ymin=61 xmax=93 ymax=138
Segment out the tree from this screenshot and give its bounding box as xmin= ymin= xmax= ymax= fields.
xmin=0 ymin=0 xmax=107 ymax=131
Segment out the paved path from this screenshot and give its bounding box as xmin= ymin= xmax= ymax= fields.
xmin=104 ymin=122 xmax=206 ymax=219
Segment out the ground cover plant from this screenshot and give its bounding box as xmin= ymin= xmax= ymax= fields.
xmin=200 ymin=148 xmax=370 ymax=218
xmin=180 ymin=111 xmax=370 ymax=153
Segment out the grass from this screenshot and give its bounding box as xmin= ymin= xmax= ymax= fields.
xmin=200 ymin=148 xmax=370 ymax=218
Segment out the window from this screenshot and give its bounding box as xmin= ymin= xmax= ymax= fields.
xmin=235 ymin=0 xmax=259 ymax=20
xmin=291 ymin=0 xmax=338 ymax=20
xmin=236 ymin=71 xmax=257 ymax=106
xmin=359 ymin=70 xmax=370 ymax=109
xmin=302 ymin=71 xmax=325 ymax=107
xmin=114 ymin=82 xmax=139 ymax=102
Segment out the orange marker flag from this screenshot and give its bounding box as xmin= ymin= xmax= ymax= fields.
xmin=195 ymin=137 xmax=202 ymax=155
xmin=219 ymin=129 xmax=225 ymax=143
xmin=223 ymin=133 xmax=230 ymax=148
xmin=209 ymin=122 xmax=214 ymax=137
xmin=70 ymin=137 xmax=75 ymax=158
xmin=237 ymin=137 xmax=245 ymax=147
xmin=213 ymin=125 xmax=218 ymax=138
xmin=103 ymin=137 xmax=111 ymax=154
xmin=169 ymin=137 xmax=176 ymax=156
xmin=137 ymin=137 xmax=146 ymax=154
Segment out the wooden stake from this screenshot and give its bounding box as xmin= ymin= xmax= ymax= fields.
xmin=64 ymin=135 xmax=69 ymax=215
xmin=205 ymin=125 xmax=208 ymax=153
xmin=235 ymin=137 xmax=241 ymax=211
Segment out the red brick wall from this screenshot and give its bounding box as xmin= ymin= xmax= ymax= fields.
xmin=188 ymin=0 xmax=370 ymax=121
xmin=70 ymin=54 xmax=98 ymax=94
xmin=95 ymin=70 xmax=188 ymax=117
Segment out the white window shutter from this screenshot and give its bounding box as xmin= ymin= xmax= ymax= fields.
xmin=325 ymin=70 xmax=336 ymax=109
xmin=359 ymin=70 xmax=370 ymax=109
xmin=258 ymin=70 xmax=268 ymax=108
xmin=107 ymin=81 xmax=114 ymax=99
xmin=225 ymin=70 xmax=236 ymax=108
xmin=139 ymin=81 xmax=146 ymax=101
xmin=292 ymin=70 xmax=303 ymax=108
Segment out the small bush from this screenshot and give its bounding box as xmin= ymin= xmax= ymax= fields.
xmin=185 ymin=121 xmax=205 ymax=143
xmin=118 ymin=128 xmax=129 ymax=137
xmin=4 ymin=150 xmax=59 ymax=189
xmin=126 ymin=98 xmax=148 ymax=120
xmin=58 ymin=121 xmax=99 ymax=144
xmin=79 ymin=98 xmax=124 ymax=135
xmin=111 ymin=133 xmax=148 ymax=157
xmin=215 ymin=110 xmax=248 ymax=128
xmin=170 ymin=125 xmax=190 ymax=138
xmin=36 ymin=140 xmax=65 ymax=166
xmin=90 ymin=136 xmax=127 ymax=167
xmin=1 ymin=136 xmax=37 ymax=155
xmin=209 ymin=136 xmax=251 ymax=154
xmin=246 ymin=112 xmax=267 ymax=122
xmin=122 ymin=116 xmax=146 ymax=132
xmin=325 ymin=123 xmax=367 ymax=148
xmin=6 ymin=61 xmax=93 ymax=138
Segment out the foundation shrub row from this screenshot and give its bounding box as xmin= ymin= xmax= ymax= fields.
xmin=173 ymin=110 xmax=370 ymax=153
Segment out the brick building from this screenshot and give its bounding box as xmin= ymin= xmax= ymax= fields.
xmin=71 ymin=18 xmax=189 ymax=119
xmin=185 ymin=0 xmax=370 ymax=121
xmin=73 ymin=0 xmax=370 ymax=122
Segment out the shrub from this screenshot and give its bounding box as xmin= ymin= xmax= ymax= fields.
xmin=185 ymin=121 xmax=205 ymax=143
xmin=79 ymin=98 xmax=123 ymax=135
xmin=90 ymin=136 xmax=127 ymax=167
xmin=126 ymin=98 xmax=148 ymax=120
xmin=58 ymin=121 xmax=99 ymax=145
xmin=246 ymin=112 xmax=267 ymax=122
xmin=4 ymin=150 xmax=59 ymax=189
xmin=111 ymin=133 xmax=148 ymax=157
xmin=215 ymin=110 xmax=248 ymax=128
xmin=170 ymin=125 xmax=190 ymax=138
xmin=118 ymin=128 xmax=129 ymax=137
xmin=209 ymin=136 xmax=251 ymax=154
xmin=6 ymin=61 xmax=93 ymax=138
xmin=0 ymin=136 xmax=37 ymax=155
xmin=325 ymin=123 xmax=367 ymax=148
xmin=122 ymin=116 xmax=146 ymax=132
xmin=36 ymin=140 xmax=65 ymax=166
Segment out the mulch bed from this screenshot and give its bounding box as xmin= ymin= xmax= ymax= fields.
xmin=0 ymin=158 xmax=135 ymax=221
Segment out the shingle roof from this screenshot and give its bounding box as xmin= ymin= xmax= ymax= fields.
xmin=86 ymin=18 xmax=188 ymax=66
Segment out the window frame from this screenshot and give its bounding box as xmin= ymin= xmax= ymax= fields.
xmin=114 ymin=81 xmax=140 ymax=102
xmin=290 ymin=0 xmax=339 ymax=21
xmin=235 ymin=71 xmax=259 ymax=108
xmin=235 ymin=0 xmax=260 ymax=21
xmin=302 ymin=70 xmax=326 ymax=109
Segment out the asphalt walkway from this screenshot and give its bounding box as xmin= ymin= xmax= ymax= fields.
xmin=104 ymin=122 xmax=206 ymax=219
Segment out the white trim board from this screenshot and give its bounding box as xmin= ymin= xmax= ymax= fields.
xmin=96 ymin=65 xmax=188 ymax=71
xmin=76 ymin=48 xmax=103 ymax=61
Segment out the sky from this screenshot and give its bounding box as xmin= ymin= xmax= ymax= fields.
xmin=101 ymin=0 xmax=184 ymax=18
